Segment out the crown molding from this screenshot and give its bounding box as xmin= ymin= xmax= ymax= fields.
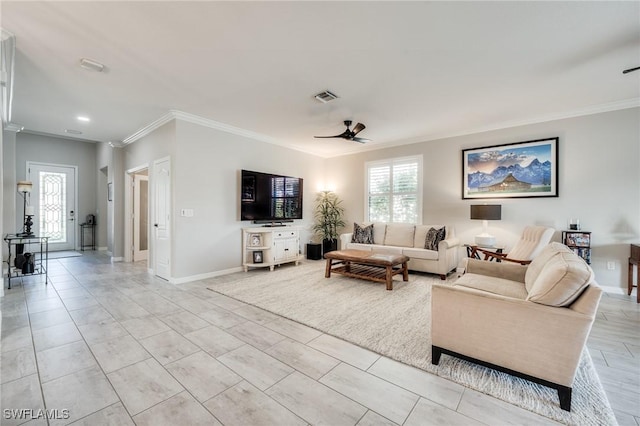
xmin=4 ymin=122 xmax=24 ymax=132
xmin=122 ymin=98 xmax=640 ymax=157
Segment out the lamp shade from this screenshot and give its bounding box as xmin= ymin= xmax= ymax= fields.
xmin=470 ymin=204 xmax=501 ymax=220
xmin=17 ymin=181 xmax=32 ymax=193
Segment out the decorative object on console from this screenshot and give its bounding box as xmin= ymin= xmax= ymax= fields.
xmin=470 ymin=204 xmax=501 ymax=247
xmin=462 ymin=137 xmax=558 ymax=199
xmin=17 ymin=181 xmax=33 ymax=237
xmin=252 ymin=250 xmax=263 ymax=264
xmin=312 ymin=191 xmax=345 ymax=255
xmin=562 ymin=230 xmax=591 ymax=264
xmin=249 ymin=233 xmax=262 ymax=247
xmin=568 ymin=218 xmax=580 ymax=230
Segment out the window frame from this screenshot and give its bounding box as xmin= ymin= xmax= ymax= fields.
xmin=364 ymin=155 xmax=423 ymax=224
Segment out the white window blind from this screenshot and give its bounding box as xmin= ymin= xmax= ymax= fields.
xmin=366 ymin=156 xmax=422 ymax=224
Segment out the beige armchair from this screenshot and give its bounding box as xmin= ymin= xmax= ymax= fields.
xmin=432 ymin=242 xmax=602 ymax=411
xmin=474 ymin=225 xmax=555 ymax=264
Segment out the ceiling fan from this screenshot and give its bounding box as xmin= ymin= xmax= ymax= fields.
xmin=314 ymin=120 xmax=370 ymax=143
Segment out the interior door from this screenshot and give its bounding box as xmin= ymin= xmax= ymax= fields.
xmin=133 ymin=174 xmax=149 ymax=261
xmin=153 ymin=158 xmax=171 ymax=280
xmin=27 ymin=163 xmax=77 ymax=251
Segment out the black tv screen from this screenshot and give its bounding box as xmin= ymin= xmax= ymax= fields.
xmin=241 ymin=170 xmax=303 ymax=221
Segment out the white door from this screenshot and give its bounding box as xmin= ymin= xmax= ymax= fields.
xmin=27 ymin=163 xmax=77 ymax=251
xmin=153 ymin=158 xmax=171 ymax=280
xmin=133 ymin=174 xmax=149 ymax=261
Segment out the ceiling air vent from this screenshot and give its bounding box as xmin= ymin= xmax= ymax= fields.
xmin=314 ymin=90 xmax=339 ymax=103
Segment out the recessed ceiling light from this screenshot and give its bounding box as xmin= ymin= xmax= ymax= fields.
xmin=77 ymin=116 xmax=90 ymax=122
xmin=79 ymin=58 xmax=105 ymax=72
xmin=64 ymin=129 xmax=82 ymax=135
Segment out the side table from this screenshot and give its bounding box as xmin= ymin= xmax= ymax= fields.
xmin=628 ymin=243 xmax=640 ymax=303
xmin=465 ymin=244 xmax=505 ymax=261
xmin=80 ymin=223 xmax=96 ymax=251
xmin=306 ymin=243 xmax=322 ymax=260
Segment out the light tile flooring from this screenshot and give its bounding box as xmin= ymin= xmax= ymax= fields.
xmin=1 ymin=252 xmax=638 ymax=425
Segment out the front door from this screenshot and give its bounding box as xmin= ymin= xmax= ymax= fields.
xmin=27 ymin=162 xmax=77 ymax=251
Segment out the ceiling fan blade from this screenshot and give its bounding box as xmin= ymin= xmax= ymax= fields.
xmin=352 ymin=123 xmax=366 ymax=135
xmin=352 ymin=137 xmax=370 ymax=143
xmin=314 ymin=129 xmax=351 ymax=139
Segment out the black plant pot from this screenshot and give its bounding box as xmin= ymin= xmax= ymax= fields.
xmin=322 ymin=238 xmax=338 ymax=255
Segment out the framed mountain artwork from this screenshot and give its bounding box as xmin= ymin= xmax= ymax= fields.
xmin=462 ymin=137 xmax=558 ymax=199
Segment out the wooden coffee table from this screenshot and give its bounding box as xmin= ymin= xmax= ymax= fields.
xmin=324 ymin=249 xmax=409 ymax=290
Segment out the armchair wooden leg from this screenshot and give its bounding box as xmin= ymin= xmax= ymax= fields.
xmin=558 ymin=386 xmax=572 ymax=411
xmin=439 ymin=274 xmax=446 ymax=280
xmin=431 ymin=346 xmax=442 ymax=365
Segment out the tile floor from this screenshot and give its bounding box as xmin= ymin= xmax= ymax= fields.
xmin=1 ymin=252 xmax=638 ymax=425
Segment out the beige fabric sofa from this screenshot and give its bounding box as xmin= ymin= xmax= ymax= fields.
xmin=431 ymin=242 xmax=602 ymax=411
xmin=340 ymin=223 xmax=460 ymax=279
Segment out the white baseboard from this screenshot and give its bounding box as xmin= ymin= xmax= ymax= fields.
xmin=111 ymin=257 xmax=124 ymax=263
xmin=98 ymin=246 xmax=108 ymax=251
xmin=170 ymin=267 xmax=243 ymax=284
xmin=599 ymin=285 xmax=627 ymax=295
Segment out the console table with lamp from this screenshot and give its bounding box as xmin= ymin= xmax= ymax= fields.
xmin=4 ymin=180 xmax=49 ymax=289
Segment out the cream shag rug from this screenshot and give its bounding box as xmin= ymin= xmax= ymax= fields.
xmin=206 ymin=261 xmax=616 ymax=425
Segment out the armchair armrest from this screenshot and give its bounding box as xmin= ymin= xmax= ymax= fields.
xmin=339 ymin=233 xmax=353 ymax=249
xmin=465 ymin=258 xmax=527 ymax=282
xmin=475 ymin=247 xmax=531 ymax=265
xmin=439 ymin=237 xmax=460 ymax=250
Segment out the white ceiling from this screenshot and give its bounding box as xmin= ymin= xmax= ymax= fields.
xmin=2 ymin=1 xmax=639 ymax=158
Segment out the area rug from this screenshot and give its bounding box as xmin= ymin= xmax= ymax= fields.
xmin=206 ymin=261 xmax=616 ymax=425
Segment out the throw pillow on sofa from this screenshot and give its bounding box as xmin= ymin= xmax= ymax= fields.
xmin=351 ymin=223 xmax=374 ymax=244
xmin=424 ymin=227 xmax=446 ymax=250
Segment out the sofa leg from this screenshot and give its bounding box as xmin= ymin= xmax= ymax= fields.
xmin=558 ymin=386 xmax=572 ymax=411
xmin=431 ymin=346 xmax=442 ymax=365
xmin=439 ymin=274 xmax=446 ymax=280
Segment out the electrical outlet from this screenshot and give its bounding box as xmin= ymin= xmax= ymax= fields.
xmin=606 ymin=261 xmax=615 ymax=270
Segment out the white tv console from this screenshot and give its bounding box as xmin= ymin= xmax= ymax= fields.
xmin=242 ymin=226 xmax=301 ymax=271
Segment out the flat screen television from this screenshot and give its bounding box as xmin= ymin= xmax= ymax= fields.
xmin=241 ymin=169 xmax=303 ymax=222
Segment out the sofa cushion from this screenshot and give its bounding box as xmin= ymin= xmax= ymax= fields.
xmin=414 ymin=225 xmax=446 ymax=248
xmin=525 ymin=242 xmax=573 ymax=292
xmin=526 ymin=251 xmax=594 ymax=307
xmin=455 ymin=273 xmax=528 ymax=300
xmin=351 ymin=223 xmax=374 ymax=244
xmin=346 ymin=243 xmax=373 ymax=252
xmin=372 ymin=222 xmax=387 ymax=245
xmin=384 ymin=224 xmax=415 ymax=248
xmin=424 ymin=227 xmax=446 ymax=250
xmin=371 ymin=245 xmax=405 ymax=256
xmin=402 ymin=247 xmax=439 ymax=261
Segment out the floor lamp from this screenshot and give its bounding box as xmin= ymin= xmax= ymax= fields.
xmin=17 ymin=180 xmax=34 ymax=237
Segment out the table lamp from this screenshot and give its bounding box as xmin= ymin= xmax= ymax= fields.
xmin=17 ymin=181 xmax=33 ymax=237
xmin=470 ymin=204 xmax=501 ymax=247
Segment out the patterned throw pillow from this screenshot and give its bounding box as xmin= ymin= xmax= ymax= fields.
xmin=424 ymin=227 xmax=446 ymax=250
xmin=351 ymin=223 xmax=374 ymax=244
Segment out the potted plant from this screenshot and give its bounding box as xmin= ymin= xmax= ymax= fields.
xmin=313 ymin=191 xmax=346 ymax=254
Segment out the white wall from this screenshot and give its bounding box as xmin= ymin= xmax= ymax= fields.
xmin=330 ymin=108 xmax=640 ymax=289
xmin=121 ymin=119 xmax=325 ymax=281
xmin=14 ymin=132 xmax=98 ymax=249
xmin=2 ymin=129 xmax=16 ymax=261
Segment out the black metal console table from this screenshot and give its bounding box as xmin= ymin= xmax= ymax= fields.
xmin=80 ymin=223 xmax=96 ymax=251
xmin=4 ymin=234 xmax=48 ymax=289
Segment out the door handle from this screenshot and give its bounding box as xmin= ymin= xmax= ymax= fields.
xmin=154 ymin=224 xmax=159 ymax=227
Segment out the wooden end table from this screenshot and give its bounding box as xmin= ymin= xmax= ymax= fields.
xmin=324 ymin=249 xmax=409 ymax=290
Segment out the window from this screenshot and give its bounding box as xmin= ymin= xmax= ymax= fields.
xmin=366 ymin=155 xmax=422 ymax=224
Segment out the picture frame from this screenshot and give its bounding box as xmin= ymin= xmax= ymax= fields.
xmin=107 ymin=182 xmax=113 ymax=201
xmin=462 ymin=137 xmax=558 ymax=199
xmin=253 ymin=250 xmax=263 ymax=263
xmin=249 ymin=233 xmax=262 ymax=247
